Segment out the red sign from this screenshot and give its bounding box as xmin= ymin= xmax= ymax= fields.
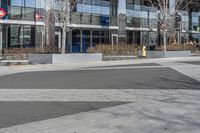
xmin=0 ymin=8 xmax=6 ymax=18
xmin=35 ymin=12 xmax=44 ymax=21
xmin=35 ymin=13 xmax=41 ymax=21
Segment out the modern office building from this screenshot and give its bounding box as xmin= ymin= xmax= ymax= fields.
xmin=0 ymin=0 xmax=46 ymax=53
xmin=0 ymin=0 xmax=200 ymax=54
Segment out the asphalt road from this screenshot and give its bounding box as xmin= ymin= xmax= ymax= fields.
xmin=0 ymin=67 xmax=199 ymax=89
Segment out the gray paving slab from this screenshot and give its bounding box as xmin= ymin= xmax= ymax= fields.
xmin=0 ymin=101 xmax=128 ymax=129
xmin=180 ymin=61 xmax=200 ymax=65
xmin=86 ymin=63 xmax=161 ymax=68
xmin=0 ymin=68 xmax=199 ymax=89
xmin=159 ymin=62 xmax=200 ymax=82
xmin=0 ymin=58 xmax=200 ymax=132
xmin=0 ymin=63 xmax=6 ymax=66
xmin=1 ymin=93 xmax=200 ymax=133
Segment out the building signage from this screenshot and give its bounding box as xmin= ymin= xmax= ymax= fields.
xmin=35 ymin=12 xmax=42 ymax=21
xmin=0 ymin=8 xmax=6 ymax=18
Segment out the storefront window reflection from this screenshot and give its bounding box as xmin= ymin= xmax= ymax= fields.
xmin=11 ymin=0 xmax=35 ymax=7
xmin=72 ymin=0 xmax=112 ymax=26
xmin=9 ymin=0 xmax=36 ymax=20
xmin=10 ymin=25 xmax=34 ymax=48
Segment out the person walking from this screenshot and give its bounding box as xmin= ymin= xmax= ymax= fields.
xmin=189 ymin=40 xmax=194 ymax=45
xmin=197 ymin=42 xmax=200 ymax=51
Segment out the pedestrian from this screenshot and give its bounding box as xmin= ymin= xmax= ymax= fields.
xmin=189 ymin=40 xmax=194 ymax=46
xmin=197 ymin=42 xmax=200 ymax=51
xmin=194 ymin=41 xmax=197 ymax=47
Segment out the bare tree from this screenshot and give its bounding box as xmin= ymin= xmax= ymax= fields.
xmin=48 ymin=0 xmax=86 ymax=54
xmin=147 ymin=0 xmax=192 ymax=56
xmin=52 ymin=0 xmax=70 ymax=54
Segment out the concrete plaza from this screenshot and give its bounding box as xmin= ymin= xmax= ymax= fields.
xmin=0 ymin=57 xmax=200 ymax=133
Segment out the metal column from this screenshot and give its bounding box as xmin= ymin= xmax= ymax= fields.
xmin=90 ymin=30 xmax=92 ymax=47
xmin=0 ymin=25 xmax=2 ymax=54
xmin=80 ymin=30 xmax=83 ymax=53
xmin=69 ymin=30 xmax=72 ymax=53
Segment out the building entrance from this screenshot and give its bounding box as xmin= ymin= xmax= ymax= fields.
xmin=112 ymin=34 xmax=118 ymax=50
xmin=55 ymin=32 xmax=61 ymax=52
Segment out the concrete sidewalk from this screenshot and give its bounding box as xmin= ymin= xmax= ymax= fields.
xmin=0 ymin=57 xmax=200 ymax=132
xmin=0 ymin=56 xmax=200 ymax=77
xmin=1 ymin=89 xmax=200 ymax=133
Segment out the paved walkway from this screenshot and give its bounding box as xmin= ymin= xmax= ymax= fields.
xmin=159 ymin=62 xmax=200 ymax=81
xmin=0 ymin=57 xmax=200 ymax=133
xmin=0 ymin=89 xmax=199 ymax=102
xmin=1 ymin=89 xmax=200 ymax=133
xmin=0 ymin=56 xmax=200 ymax=77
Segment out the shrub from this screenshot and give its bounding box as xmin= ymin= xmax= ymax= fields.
xmin=87 ymin=47 xmax=96 ymax=53
xmin=1 ymin=45 xmax=60 ymax=60
xmin=87 ymin=44 xmax=138 ymax=56
xmin=155 ymin=44 xmax=197 ymax=51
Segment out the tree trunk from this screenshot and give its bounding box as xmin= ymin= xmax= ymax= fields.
xmin=163 ymin=31 xmax=167 ymax=57
xmin=61 ymin=29 xmax=66 ymax=54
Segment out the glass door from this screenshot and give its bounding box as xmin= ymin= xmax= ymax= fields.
xmin=72 ymin=30 xmax=81 ymax=53
xmin=112 ymin=34 xmax=118 ymax=50
xmin=55 ymin=32 xmax=61 ymax=52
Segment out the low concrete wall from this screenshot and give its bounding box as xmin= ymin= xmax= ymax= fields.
xmin=29 ymin=53 xmax=102 ymax=64
xmin=147 ymin=51 xmax=191 ymax=58
xmin=29 ymin=54 xmax=53 ymax=64
xmin=52 ymin=53 xmax=102 ymax=63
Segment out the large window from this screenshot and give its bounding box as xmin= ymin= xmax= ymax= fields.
xmin=92 ymin=30 xmax=100 ymax=46
xmin=36 ymin=0 xmax=46 ymax=9
xmin=10 ymin=6 xmax=35 ymax=20
xmin=126 ymin=0 xmax=157 ymax=28
xmin=9 ymin=0 xmax=36 ymax=20
xmin=11 ymin=0 xmax=36 ymax=7
xmin=72 ymin=0 xmax=111 ymax=25
xmin=72 ymin=30 xmax=81 ymax=53
xmin=82 ymin=30 xmax=90 ymax=52
xmin=9 ymin=25 xmax=35 ymax=48
xmin=11 ymin=0 xmax=22 ymax=6
xmin=0 ymin=0 xmax=46 ymax=21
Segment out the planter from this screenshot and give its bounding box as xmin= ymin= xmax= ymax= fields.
xmin=29 ymin=53 xmax=102 ymax=64
xmin=147 ymin=51 xmax=192 ymax=58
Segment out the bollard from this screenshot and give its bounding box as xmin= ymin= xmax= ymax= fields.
xmin=142 ymin=46 xmax=147 ymax=57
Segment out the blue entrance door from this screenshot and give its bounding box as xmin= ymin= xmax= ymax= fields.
xmin=72 ymin=30 xmax=81 ymax=53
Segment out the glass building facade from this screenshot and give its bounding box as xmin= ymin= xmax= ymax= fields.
xmin=126 ymin=0 xmax=158 ymax=46
xmin=0 ymin=0 xmax=45 ymax=53
xmin=0 ymin=0 xmax=200 ymax=54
